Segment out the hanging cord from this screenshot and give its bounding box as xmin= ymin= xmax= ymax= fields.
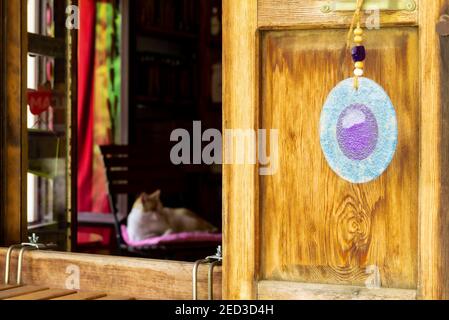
xmin=346 ymin=0 xmax=365 ymax=48
xmin=347 ymin=0 xmax=365 ymax=89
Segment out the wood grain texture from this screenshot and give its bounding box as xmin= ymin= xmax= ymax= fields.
xmin=0 ymin=286 xmax=48 ymax=300
xmin=6 ymin=288 xmax=77 ymax=300
xmin=0 ymin=249 xmax=222 ymax=300
xmin=0 ymin=286 xmax=130 ymax=300
xmin=0 ymin=0 xmax=27 ymax=245
xmin=418 ymin=0 xmax=449 ymax=300
xmin=258 ymin=281 xmax=417 ymax=300
xmin=222 ymin=0 xmax=259 ymax=300
xmin=0 ymin=284 xmax=21 ymax=291
xmin=258 ymin=0 xmax=418 ymax=29
xmin=260 ymin=28 xmax=419 ymax=289
xmin=95 ymin=295 xmax=135 ymax=301
xmin=51 ymin=292 xmax=107 ymax=300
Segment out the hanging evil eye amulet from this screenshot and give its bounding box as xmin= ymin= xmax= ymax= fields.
xmin=319 ymin=8 xmax=398 ymax=184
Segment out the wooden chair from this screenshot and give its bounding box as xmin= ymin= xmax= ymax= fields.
xmin=99 ymin=145 xmax=221 ymax=261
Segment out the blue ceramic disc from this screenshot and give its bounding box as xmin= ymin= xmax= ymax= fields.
xmin=320 ymin=77 xmax=398 ymax=184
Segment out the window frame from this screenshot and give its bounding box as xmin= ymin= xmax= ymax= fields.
xmin=0 ymin=0 xmax=78 ymax=248
xmin=0 ymin=0 xmax=28 ymax=246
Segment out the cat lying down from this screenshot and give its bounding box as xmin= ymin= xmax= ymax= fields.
xmin=127 ymin=190 xmax=218 ymax=242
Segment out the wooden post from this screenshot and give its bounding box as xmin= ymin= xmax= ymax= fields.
xmin=418 ymin=0 xmax=449 ymax=300
xmin=222 ymin=0 xmax=259 ymax=300
xmin=0 ymin=0 xmax=28 ymax=246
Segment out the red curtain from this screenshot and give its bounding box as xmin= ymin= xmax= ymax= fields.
xmin=78 ymin=0 xmax=111 ymax=246
xmin=77 ymin=0 xmax=96 ymax=213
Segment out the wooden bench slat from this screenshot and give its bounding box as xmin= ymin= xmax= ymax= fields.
xmin=6 ymin=288 xmax=77 ymax=300
xmin=95 ymin=295 xmax=135 ymax=300
xmin=0 ymin=284 xmax=22 ymax=292
xmin=0 ymin=285 xmax=49 ymax=299
xmin=52 ymin=292 xmax=107 ymax=300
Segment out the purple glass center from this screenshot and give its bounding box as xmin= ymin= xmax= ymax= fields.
xmin=336 ymin=104 xmax=378 ymax=161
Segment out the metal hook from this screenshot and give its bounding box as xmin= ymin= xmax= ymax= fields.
xmin=192 ymin=246 xmax=223 ymax=300
xmin=3 ymin=234 xmax=55 ymax=285
xmin=208 ymin=260 xmax=222 ymax=300
xmin=4 ymin=245 xmax=23 ymax=285
xmin=192 ymin=259 xmax=209 ymax=300
xmin=16 ymin=246 xmax=39 ymax=285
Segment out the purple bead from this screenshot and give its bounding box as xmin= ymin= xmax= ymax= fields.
xmin=352 ymin=46 xmax=366 ymax=62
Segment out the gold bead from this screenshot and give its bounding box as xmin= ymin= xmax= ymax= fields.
xmin=354 ymin=35 xmax=363 ymax=44
xmin=354 ymin=27 xmax=363 ymax=36
xmin=355 ymin=61 xmax=364 ymax=69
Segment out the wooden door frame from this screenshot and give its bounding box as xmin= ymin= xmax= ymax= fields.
xmin=222 ymin=0 xmax=259 ymax=300
xmin=0 ymin=0 xmax=79 ymax=248
xmin=0 ymin=0 xmax=28 ymax=246
xmin=418 ymin=0 xmax=449 ymax=300
xmin=223 ymin=0 xmax=449 ymax=300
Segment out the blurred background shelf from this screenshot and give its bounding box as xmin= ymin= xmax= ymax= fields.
xmin=137 ymin=26 xmax=198 ymax=42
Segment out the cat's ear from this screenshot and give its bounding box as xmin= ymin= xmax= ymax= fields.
xmin=154 ymin=189 xmax=161 ymax=198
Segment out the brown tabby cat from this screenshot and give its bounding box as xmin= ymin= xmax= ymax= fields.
xmin=127 ymin=190 xmax=217 ymax=242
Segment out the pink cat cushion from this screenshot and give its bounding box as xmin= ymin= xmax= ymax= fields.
xmin=121 ymin=225 xmax=222 ymax=247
